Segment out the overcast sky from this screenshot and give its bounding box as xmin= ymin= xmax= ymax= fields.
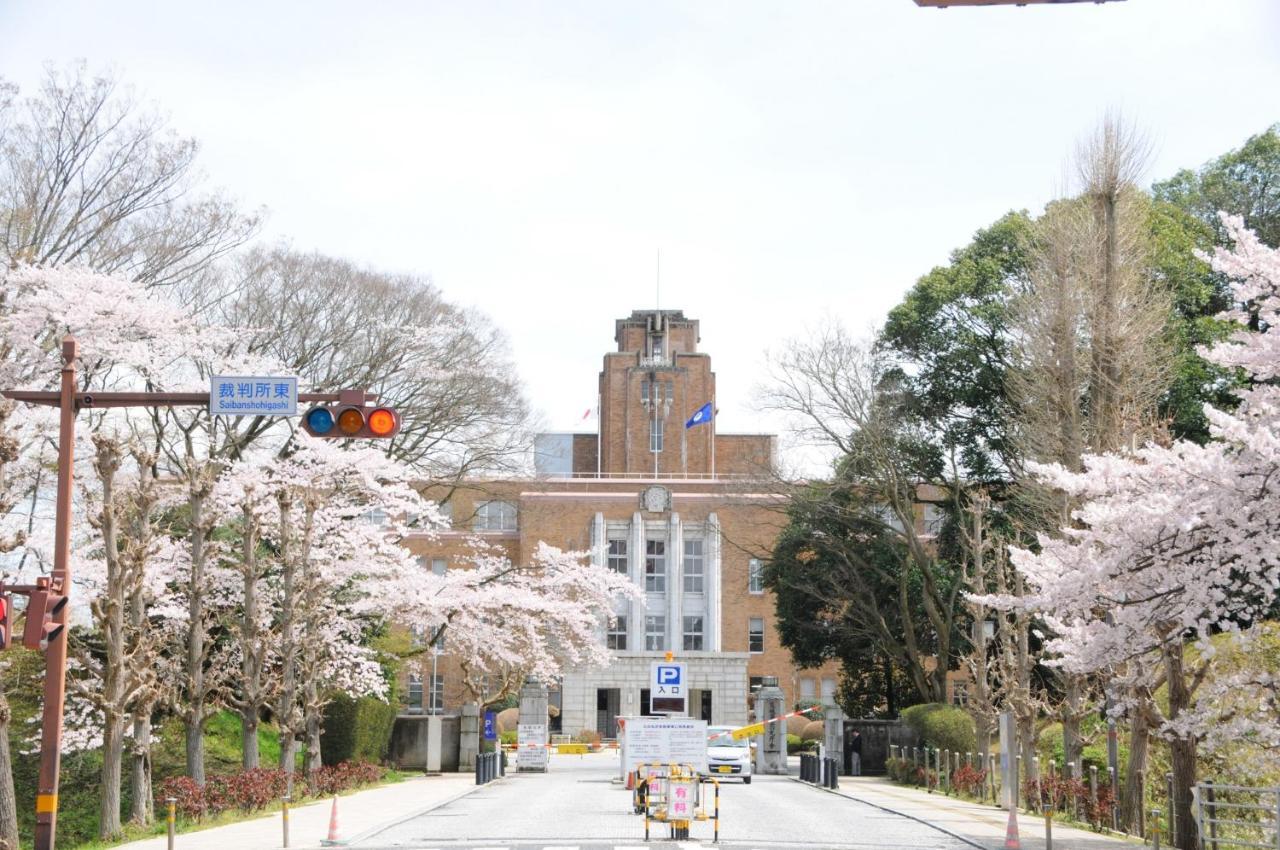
xmin=2 ymin=1 xmax=1278 ymax=461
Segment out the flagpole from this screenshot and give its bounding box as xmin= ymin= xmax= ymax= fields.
xmin=596 ymin=392 xmax=602 ymax=478
xmin=710 ymin=395 xmax=716 ymax=480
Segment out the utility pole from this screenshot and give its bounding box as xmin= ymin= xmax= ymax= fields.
xmin=2 ymin=335 xmax=391 ymax=850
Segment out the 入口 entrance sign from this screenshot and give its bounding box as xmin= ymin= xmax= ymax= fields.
xmin=210 ymin=375 xmax=297 ymax=416
xmin=650 ymin=661 xmax=687 ymax=714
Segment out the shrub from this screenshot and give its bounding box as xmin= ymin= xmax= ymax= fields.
xmin=799 ymin=720 xmax=824 ymax=741
xmin=496 ymin=707 xmax=519 ymax=732
xmin=951 ymin=763 xmax=987 ymax=797
xmin=1021 ymin=773 xmax=1116 ymax=827
xmin=900 ymin=703 xmax=975 ymax=754
xmin=322 ymin=695 xmax=398 ymax=765
xmin=786 ymin=734 xmax=816 ymax=754
xmin=155 ymin=761 xmax=385 ymax=821
xmin=500 ymin=730 xmax=518 ymax=745
xmin=573 ymin=728 xmax=602 ymax=746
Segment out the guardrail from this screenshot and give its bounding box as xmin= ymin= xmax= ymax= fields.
xmin=1194 ymin=782 xmax=1280 ymax=850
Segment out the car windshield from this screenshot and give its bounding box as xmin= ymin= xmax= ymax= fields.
xmin=708 ymin=729 xmax=749 ymax=748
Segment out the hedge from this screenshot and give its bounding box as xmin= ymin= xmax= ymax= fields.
xmin=900 ymin=702 xmax=975 ymax=754
xmin=321 ymin=695 xmax=398 ymax=765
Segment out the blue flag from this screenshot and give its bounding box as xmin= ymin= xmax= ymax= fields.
xmin=685 ymin=402 xmax=713 ymax=429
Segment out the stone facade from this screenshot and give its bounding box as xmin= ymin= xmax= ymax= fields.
xmin=398 ymin=308 xmax=842 ymax=733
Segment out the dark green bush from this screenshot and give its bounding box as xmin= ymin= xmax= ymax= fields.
xmin=321 ymin=695 xmax=398 ymax=765
xmin=900 ymin=702 xmax=975 ymax=754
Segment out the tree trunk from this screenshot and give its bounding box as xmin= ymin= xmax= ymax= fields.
xmin=1018 ymin=714 xmax=1038 ymax=782
xmin=129 ymin=714 xmax=153 ymax=826
xmin=1119 ymin=706 xmax=1150 ymax=833
xmin=185 ymin=488 xmax=207 ymax=784
xmin=1061 ymin=674 xmax=1084 ymax=778
xmin=1164 ymin=643 xmax=1198 ymax=850
xmin=305 ymin=707 xmax=323 ymax=777
xmin=0 ymin=686 xmax=19 ymax=850
xmin=241 ymin=709 xmax=260 ymax=770
xmin=99 ymin=716 xmax=125 ymax=840
xmin=185 ymin=713 xmax=204 ymax=785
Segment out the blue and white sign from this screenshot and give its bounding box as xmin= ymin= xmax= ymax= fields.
xmin=210 ymin=375 xmax=298 ymax=417
xmin=483 ymin=711 xmax=497 ymax=741
xmin=650 ymin=661 xmax=687 ymax=714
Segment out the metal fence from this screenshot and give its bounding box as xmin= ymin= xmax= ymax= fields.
xmin=1194 ymin=783 xmax=1280 ymax=850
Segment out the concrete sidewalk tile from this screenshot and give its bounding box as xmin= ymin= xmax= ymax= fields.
xmin=827 ymin=776 xmax=1144 ymax=850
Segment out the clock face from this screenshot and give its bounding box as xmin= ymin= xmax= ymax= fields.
xmin=642 ymin=485 xmax=670 ymax=513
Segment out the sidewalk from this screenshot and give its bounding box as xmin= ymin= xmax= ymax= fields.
xmin=805 ymin=775 xmax=1145 ymax=850
xmin=109 ymin=772 xmax=481 ymax=850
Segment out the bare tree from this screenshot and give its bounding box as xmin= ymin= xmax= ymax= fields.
xmin=760 ymin=326 xmax=965 ymax=704
xmin=207 ymin=247 xmax=534 ymax=475
xmin=0 ymin=64 xmax=257 ymax=283
xmin=1009 ymin=114 xmax=1171 ymax=787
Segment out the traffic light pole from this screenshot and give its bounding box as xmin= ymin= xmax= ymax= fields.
xmin=2 ymin=335 xmax=377 ymax=850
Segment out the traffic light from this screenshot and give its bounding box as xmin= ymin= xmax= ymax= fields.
xmin=23 ymin=587 xmax=67 ymax=651
xmin=0 ymin=593 xmax=11 ymax=650
xmin=301 ymin=404 xmax=401 ymax=439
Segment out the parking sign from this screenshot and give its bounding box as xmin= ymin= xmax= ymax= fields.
xmin=650 ymin=661 xmax=687 ymax=714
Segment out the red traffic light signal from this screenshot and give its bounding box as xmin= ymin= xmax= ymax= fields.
xmin=23 ymin=587 xmax=68 ymax=651
xmin=0 ymin=593 xmax=11 ymax=650
xmin=302 ymin=404 xmax=401 ymax=439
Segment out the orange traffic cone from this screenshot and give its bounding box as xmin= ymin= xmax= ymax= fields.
xmin=1003 ymin=805 xmax=1022 ymax=850
xmin=626 ymin=769 xmax=636 ymax=790
xmin=321 ymin=795 xmax=347 ymax=846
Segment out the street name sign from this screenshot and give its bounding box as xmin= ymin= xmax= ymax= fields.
xmin=210 ymin=375 xmax=298 ymax=416
xmin=650 ymin=661 xmax=687 ymax=714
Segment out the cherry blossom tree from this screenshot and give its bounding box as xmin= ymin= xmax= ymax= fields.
xmin=990 ymin=216 xmax=1280 ymax=848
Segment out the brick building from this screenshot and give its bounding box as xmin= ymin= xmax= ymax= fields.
xmin=402 ymin=309 xmax=841 ymax=735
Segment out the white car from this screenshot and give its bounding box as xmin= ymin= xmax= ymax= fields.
xmin=706 ymin=726 xmax=753 ymax=783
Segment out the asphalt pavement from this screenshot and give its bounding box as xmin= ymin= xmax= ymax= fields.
xmin=353 ymin=752 xmax=974 ymax=850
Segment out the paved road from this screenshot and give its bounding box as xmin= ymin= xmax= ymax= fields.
xmin=354 ymin=754 xmax=973 ymax=850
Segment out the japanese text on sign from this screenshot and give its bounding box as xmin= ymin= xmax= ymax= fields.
xmin=209 ymin=376 xmax=298 ymax=416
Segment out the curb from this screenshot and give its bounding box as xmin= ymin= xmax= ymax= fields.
xmin=327 ymin=777 xmax=505 ymax=847
xmin=786 ymin=776 xmax=988 ymax=850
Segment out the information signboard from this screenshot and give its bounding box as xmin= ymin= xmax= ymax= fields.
xmin=621 ymin=716 xmax=708 ymax=775
xmin=210 ymin=376 xmax=297 ymax=416
xmin=517 ymin=722 xmax=548 ymax=771
xmin=650 ymin=661 xmax=687 ymax=714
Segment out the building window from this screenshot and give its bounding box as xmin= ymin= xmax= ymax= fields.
xmin=409 ymin=624 xmax=426 ymax=648
xmin=607 ymin=539 xmax=628 ymax=575
xmin=607 ymin=615 xmax=628 ymax=651
xmin=821 ymin=677 xmax=837 ymax=705
xmin=650 ymin=416 xmax=663 ymax=453
xmin=683 ymin=539 xmax=704 ymax=593
xmin=407 ymin=673 xmax=424 ymax=712
xmin=682 ymin=616 xmax=704 ymax=651
xmin=474 ymin=500 xmax=517 ymax=532
xmin=429 ymin=673 xmax=444 ymax=713
xmin=799 ymin=677 xmax=816 ymax=701
xmin=363 ymin=507 xmax=389 ymax=527
xmin=431 ymin=558 xmax=447 ymax=576
xmin=642 ymin=380 xmax=673 ymax=406
xmin=951 ymin=680 xmax=969 ymax=707
xmin=645 ymin=540 xmax=666 ymax=592
xmin=645 ymin=615 xmax=666 ymax=651
xmin=748 ymin=618 xmax=764 ymax=653
xmin=748 ymin=558 xmax=765 ymax=594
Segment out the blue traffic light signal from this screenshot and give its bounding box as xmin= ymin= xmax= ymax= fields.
xmin=305 ymin=406 xmax=335 ymax=435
